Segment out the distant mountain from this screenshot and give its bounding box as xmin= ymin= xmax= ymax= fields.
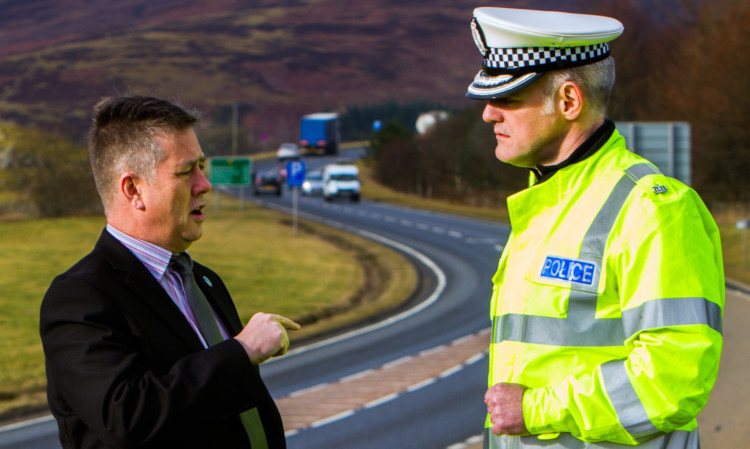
xmin=0 ymin=0 xmax=694 ymax=145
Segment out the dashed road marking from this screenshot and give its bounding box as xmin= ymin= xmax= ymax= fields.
xmin=310 ymin=202 xmax=504 ymax=248
xmin=277 ymin=329 xmax=490 ymax=435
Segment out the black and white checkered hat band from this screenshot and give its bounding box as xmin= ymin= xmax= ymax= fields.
xmin=483 ymin=43 xmax=610 ymax=73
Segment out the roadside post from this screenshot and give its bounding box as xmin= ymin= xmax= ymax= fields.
xmin=209 ymin=157 xmax=252 ymax=213
xmin=286 ymin=160 xmax=306 ymax=236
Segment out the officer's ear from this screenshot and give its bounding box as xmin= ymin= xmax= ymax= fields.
xmin=558 ymin=81 xmax=584 ymax=121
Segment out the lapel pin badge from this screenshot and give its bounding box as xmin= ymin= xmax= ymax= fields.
xmin=203 ymin=276 xmax=213 ymax=287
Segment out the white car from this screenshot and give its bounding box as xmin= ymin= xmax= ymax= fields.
xmin=276 ymin=143 xmax=300 ymax=161
xmin=302 ymin=171 xmax=324 ymax=196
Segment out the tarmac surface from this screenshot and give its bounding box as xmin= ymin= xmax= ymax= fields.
xmin=276 ymin=329 xmax=491 ymax=438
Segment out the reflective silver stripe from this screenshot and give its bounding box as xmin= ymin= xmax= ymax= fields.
xmin=623 ymin=297 xmax=722 ymax=336
xmin=583 ymin=163 xmax=658 ymax=259
xmin=495 ymin=313 xmax=625 ymax=347
xmin=625 ymin=162 xmax=661 ymax=182
xmin=494 ymin=296 xmax=721 ymax=346
xmin=482 ymin=427 xmax=700 ymax=448
xmin=601 ymin=360 xmax=659 ymax=440
xmin=579 ymin=174 xmax=636 ymax=261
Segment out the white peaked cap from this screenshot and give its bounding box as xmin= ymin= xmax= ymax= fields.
xmin=467 ymin=7 xmax=624 ymax=100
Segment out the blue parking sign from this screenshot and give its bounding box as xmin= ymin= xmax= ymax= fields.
xmin=286 ymin=160 xmax=306 ymax=187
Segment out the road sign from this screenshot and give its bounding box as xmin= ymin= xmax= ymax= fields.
xmin=209 ymin=158 xmax=252 ymax=186
xmin=615 ymin=122 xmax=691 ymax=185
xmin=286 ymin=160 xmax=306 ymax=187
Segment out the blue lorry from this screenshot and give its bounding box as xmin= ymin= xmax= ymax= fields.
xmin=299 ymin=112 xmax=340 ymax=155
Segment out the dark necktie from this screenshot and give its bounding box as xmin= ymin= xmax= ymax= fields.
xmin=171 ymin=253 xmax=224 ymax=345
xmin=171 ymin=253 xmax=269 ymax=449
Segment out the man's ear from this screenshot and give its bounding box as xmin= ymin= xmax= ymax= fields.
xmin=120 ymin=172 xmax=145 ymax=210
xmin=559 ymin=81 xmax=584 ymax=121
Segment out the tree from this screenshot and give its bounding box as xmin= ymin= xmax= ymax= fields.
xmin=369 ymin=119 xmax=418 ymax=192
xmin=663 ymin=0 xmax=750 ymax=202
xmin=1 ymin=124 xmax=100 ymax=217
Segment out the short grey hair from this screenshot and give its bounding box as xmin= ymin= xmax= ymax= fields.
xmin=542 ymin=56 xmax=616 ymax=116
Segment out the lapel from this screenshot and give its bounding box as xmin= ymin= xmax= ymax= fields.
xmin=96 ymin=230 xmax=205 ymax=352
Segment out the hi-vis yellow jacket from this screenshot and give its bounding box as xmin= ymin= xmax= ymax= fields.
xmin=485 ymin=130 xmax=724 ymax=449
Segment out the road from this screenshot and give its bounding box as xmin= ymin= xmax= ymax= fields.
xmin=248 ymin=151 xmax=508 ymax=447
xmin=0 ymin=148 xmax=507 ymax=448
xmin=2 ymin=148 xmax=744 ymax=449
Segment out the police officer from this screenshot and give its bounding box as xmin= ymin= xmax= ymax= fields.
xmin=466 ymin=8 xmax=724 ymax=449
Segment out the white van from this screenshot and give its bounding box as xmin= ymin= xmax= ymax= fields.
xmin=323 ymin=164 xmax=361 ymax=202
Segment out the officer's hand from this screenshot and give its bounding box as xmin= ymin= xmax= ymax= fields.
xmin=235 ymin=313 xmax=301 ymax=365
xmin=485 ymin=383 xmax=529 ymax=436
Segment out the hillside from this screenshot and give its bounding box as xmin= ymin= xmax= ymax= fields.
xmin=0 ymin=0 xmax=605 ymax=144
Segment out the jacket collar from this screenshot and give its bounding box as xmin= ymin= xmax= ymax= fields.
xmin=96 ymin=229 xmax=207 ymax=352
xmin=532 ymin=119 xmax=616 ymax=184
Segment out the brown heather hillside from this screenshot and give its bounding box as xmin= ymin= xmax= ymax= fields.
xmin=0 ymin=0 xmax=589 ymax=144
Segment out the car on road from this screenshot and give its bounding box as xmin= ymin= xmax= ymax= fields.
xmin=253 ymin=171 xmax=283 ymax=196
xmin=323 ymin=163 xmax=361 ymax=202
xmin=276 ymin=143 xmax=300 ymax=162
xmin=301 ymin=170 xmax=324 ymax=196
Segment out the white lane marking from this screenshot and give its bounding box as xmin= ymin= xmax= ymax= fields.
xmin=288 ymin=382 xmax=330 ymax=398
xmin=284 ymin=346 xmax=489 ymax=432
xmin=383 ymin=355 xmax=414 ymax=369
xmin=264 ymin=209 xmax=448 ymax=358
xmin=447 ymin=434 xmax=484 ymax=449
xmin=420 ymin=345 xmax=446 ymax=357
xmin=310 ymin=409 xmax=356 ymax=428
xmin=465 ymin=237 xmax=499 ymax=244
xmin=340 ymin=369 xmax=375 ymax=383
xmin=406 ymin=378 xmax=436 ymax=392
xmin=439 ymin=365 xmax=462 ymax=378
xmin=364 ymin=393 xmax=398 ymax=409
xmin=0 ymin=415 xmax=55 ymax=433
xmin=452 ymin=334 xmax=475 ymax=345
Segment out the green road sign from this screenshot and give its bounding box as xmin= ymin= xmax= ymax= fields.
xmin=209 ymin=157 xmax=252 ymax=186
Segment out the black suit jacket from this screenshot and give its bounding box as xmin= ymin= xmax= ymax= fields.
xmin=40 ymin=229 xmax=286 ymax=449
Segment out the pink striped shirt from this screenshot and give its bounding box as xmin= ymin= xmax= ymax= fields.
xmin=106 ymin=225 xmax=230 ymax=348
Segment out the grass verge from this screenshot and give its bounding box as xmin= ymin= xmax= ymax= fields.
xmin=357 ymin=160 xmax=512 ymax=223
xmin=0 ymin=195 xmax=416 ymax=422
xmin=717 ymin=223 xmax=750 ymax=286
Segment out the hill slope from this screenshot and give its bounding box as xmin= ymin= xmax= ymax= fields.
xmin=0 ymin=0 xmax=594 ymax=143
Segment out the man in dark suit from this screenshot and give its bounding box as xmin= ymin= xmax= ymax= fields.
xmin=40 ymin=96 xmax=300 ymax=449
